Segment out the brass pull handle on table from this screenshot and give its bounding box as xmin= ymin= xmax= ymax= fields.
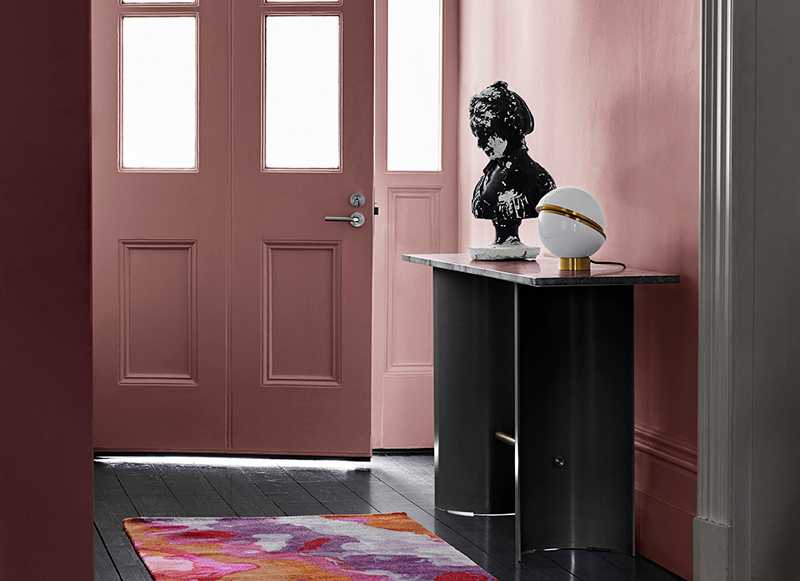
xmin=495 ymin=431 xmax=515 ymax=446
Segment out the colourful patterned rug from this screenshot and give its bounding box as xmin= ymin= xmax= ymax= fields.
xmin=124 ymin=512 xmax=498 ymax=581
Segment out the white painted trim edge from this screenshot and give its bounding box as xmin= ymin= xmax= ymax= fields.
xmin=694 ymin=518 xmax=732 ymax=581
xmin=698 ymin=0 xmax=733 ymax=527
xmin=697 ymin=0 xmax=738 ymax=578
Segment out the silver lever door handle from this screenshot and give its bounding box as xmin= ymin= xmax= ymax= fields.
xmin=325 ymin=211 xmax=365 ymax=228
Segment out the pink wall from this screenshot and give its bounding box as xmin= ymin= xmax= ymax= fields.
xmin=0 ymin=3 xmax=93 ymax=579
xmin=459 ymin=2 xmax=699 ymax=578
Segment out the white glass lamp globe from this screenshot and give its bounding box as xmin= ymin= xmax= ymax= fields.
xmin=536 ymin=187 xmax=606 ymax=271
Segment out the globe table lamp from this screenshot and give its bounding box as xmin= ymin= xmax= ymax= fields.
xmin=535 ymin=187 xmax=606 ymax=271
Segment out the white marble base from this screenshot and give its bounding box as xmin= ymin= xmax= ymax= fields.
xmin=468 ymin=244 xmax=540 ymax=261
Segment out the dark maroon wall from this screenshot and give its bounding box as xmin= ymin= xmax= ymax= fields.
xmin=0 ymin=3 xmax=93 ymax=579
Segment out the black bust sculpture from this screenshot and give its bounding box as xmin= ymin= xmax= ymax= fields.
xmin=469 ymin=81 xmax=555 ymax=258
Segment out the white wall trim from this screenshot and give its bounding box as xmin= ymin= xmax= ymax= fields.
xmin=697 ymin=0 xmax=758 ymax=578
xmin=694 ymin=518 xmax=732 ymax=581
xmin=698 ymin=0 xmax=733 ymax=528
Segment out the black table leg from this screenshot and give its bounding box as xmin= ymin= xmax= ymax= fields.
xmin=516 ymin=284 xmax=634 ymax=556
xmin=433 ymin=269 xmax=516 ymax=514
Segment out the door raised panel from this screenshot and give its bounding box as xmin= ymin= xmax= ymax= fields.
xmin=386 ymin=188 xmax=440 ymax=374
xmin=262 ymin=241 xmax=341 ymax=387
xmin=119 ymin=240 xmax=197 ymax=385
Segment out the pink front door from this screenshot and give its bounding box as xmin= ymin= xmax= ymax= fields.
xmin=229 ymin=1 xmax=374 ymax=456
xmin=93 ymin=0 xmax=374 ymax=456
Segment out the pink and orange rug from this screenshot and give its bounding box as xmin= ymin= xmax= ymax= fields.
xmin=124 ymin=512 xmax=498 ymax=581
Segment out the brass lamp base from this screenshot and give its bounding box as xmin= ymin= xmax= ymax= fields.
xmin=558 ymin=257 xmax=591 ymax=271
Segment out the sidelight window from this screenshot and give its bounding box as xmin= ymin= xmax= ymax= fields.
xmin=387 ymin=0 xmax=442 ymax=171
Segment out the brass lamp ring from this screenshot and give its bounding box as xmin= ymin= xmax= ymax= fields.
xmin=536 ymin=203 xmax=606 ymax=239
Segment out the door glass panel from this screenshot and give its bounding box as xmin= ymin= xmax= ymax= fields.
xmin=122 ymin=0 xmax=197 ymax=4
xmin=121 ymin=16 xmax=197 ymax=170
xmin=264 ymin=15 xmax=340 ymax=170
xmin=387 ymin=0 xmax=442 ymax=172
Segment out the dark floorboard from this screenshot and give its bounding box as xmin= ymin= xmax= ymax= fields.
xmin=246 ymin=465 xmax=333 ymax=516
xmin=155 ymin=463 xmax=237 ymax=517
xmin=94 ymin=525 xmax=121 ymax=581
xmin=113 ymin=462 xmax=187 ymax=517
xmin=94 ymin=453 xmax=684 ymax=581
xmin=198 ymin=465 xmax=284 ymax=517
xmin=93 ymin=462 xmax=158 ymax=581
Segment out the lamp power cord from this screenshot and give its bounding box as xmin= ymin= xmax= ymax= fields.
xmin=590 ymin=259 xmax=627 ymax=269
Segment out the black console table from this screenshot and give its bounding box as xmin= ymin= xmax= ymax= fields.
xmin=403 ymin=253 xmax=679 ymax=560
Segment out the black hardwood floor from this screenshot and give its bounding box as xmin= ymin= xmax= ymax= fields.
xmin=94 ymin=453 xmax=684 ymax=581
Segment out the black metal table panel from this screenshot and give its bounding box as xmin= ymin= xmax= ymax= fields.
xmin=415 ymin=255 xmax=678 ymax=561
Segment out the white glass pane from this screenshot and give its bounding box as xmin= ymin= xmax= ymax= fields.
xmin=387 ymin=0 xmax=442 ymax=171
xmin=265 ymin=16 xmax=340 ymax=169
xmin=122 ymin=17 xmax=197 ymax=170
xmin=122 ymin=0 xmax=195 ymax=4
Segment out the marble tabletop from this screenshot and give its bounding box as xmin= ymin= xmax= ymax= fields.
xmin=403 ymin=253 xmax=679 ymax=287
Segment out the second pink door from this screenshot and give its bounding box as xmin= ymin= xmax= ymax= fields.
xmin=230 ymin=1 xmax=374 ymax=456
